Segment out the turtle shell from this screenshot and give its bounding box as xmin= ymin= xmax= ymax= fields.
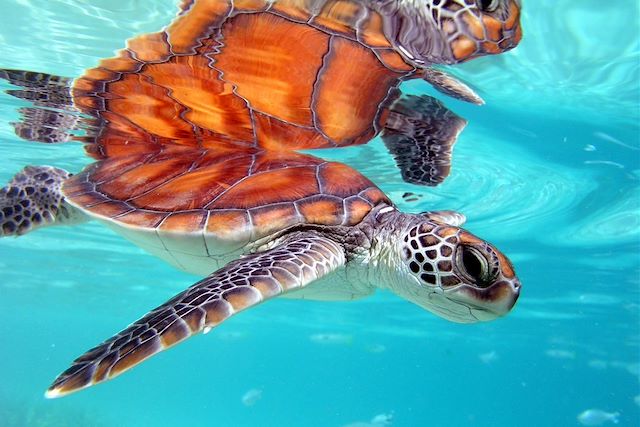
xmin=63 ymin=0 xmax=409 ymax=247
xmin=71 ymin=0 xmax=417 ymax=157
xmin=64 ymin=144 xmax=388 ymax=273
xmin=65 ymin=145 xmax=388 ymax=240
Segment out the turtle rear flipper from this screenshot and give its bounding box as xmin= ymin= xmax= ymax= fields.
xmin=12 ymin=107 xmax=87 ymax=144
xmin=382 ymin=95 xmax=467 ymax=186
xmin=45 ymin=232 xmax=346 ymax=398
xmin=0 ymin=166 xmax=86 ymax=236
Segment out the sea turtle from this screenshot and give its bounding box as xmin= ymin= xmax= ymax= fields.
xmin=0 ymin=0 xmax=522 ymax=398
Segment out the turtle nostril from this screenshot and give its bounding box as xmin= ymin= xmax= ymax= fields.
xmin=509 ymin=280 xmax=522 ymax=299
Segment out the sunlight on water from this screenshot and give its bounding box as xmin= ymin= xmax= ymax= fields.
xmin=0 ymin=1 xmax=638 ymax=426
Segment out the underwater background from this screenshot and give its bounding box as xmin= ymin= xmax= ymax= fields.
xmin=0 ymin=0 xmax=638 ymax=426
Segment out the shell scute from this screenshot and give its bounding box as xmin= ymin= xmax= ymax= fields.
xmin=205 ymin=210 xmax=251 ymax=239
xmin=167 ymin=0 xmax=232 ymax=54
xmin=108 ymin=74 xmax=196 ymax=140
xmin=359 ymin=187 xmax=389 ymax=206
xmin=69 ymin=191 xmax=111 ymax=208
xmin=62 ymin=175 xmax=93 ymax=198
xmin=249 ymin=144 xmax=323 ymax=172
xmin=249 ymin=203 xmax=300 ymax=238
xmin=159 ymin=211 xmax=208 ymax=234
xmin=318 ymin=162 xmax=377 ymax=198
xmin=297 ymin=195 xmax=345 ymax=226
xmin=143 ymin=57 xmax=255 ymax=143
xmin=343 ymin=196 xmax=373 ymax=226
xmin=211 ymin=165 xmax=319 ymax=209
xmin=254 ymin=112 xmax=331 ymax=150
xmin=213 ymin=13 xmax=330 ymax=127
xmin=313 ymin=37 xmax=402 ymax=143
xmin=127 ymin=32 xmax=172 ymax=63
xmin=90 ymin=112 xmax=159 ymax=158
xmin=98 ymin=155 xmax=199 ymax=200
xmin=114 ymin=210 xmax=168 ymax=229
xmin=232 ymin=0 xmax=269 ymax=13
xmin=269 ymin=0 xmax=315 ymax=22
xmin=85 ymin=201 xmax=133 ymax=218
xmin=128 ymin=156 xmax=250 ymax=211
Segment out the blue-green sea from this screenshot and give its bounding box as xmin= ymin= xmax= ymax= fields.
xmin=0 ymin=1 xmax=638 ymax=426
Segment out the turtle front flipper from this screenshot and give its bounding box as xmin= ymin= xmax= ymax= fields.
xmin=382 ymin=95 xmax=467 ymax=186
xmin=0 ymin=166 xmax=86 ymax=236
xmin=0 ymin=69 xmax=94 ymax=144
xmin=45 ymin=232 xmax=346 ymax=398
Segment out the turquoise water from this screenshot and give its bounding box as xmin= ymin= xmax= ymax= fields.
xmin=0 ymin=1 xmax=638 ymax=426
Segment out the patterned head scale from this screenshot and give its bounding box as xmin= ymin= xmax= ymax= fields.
xmin=376 ymin=0 xmax=522 ymax=65
xmin=401 ymin=218 xmax=520 ymax=322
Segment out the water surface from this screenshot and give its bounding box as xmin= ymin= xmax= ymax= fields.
xmin=0 ymin=1 xmax=638 ymax=426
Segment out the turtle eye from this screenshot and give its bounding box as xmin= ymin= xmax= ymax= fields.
xmin=458 ymin=246 xmax=491 ymax=287
xmin=478 ymin=0 xmax=499 ymax=12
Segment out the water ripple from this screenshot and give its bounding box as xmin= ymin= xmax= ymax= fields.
xmin=343 ymin=134 xmax=600 ymax=247
xmin=445 ymin=0 xmax=640 ymax=127
xmin=3 ymin=0 xmax=175 ymax=74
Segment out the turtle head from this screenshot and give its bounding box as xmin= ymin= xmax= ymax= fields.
xmin=379 ymin=209 xmax=520 ymax=323
xmin=375 ymin=0 xmax=522 ymax=65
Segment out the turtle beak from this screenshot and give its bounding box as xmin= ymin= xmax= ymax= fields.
xmin=449 ymin=277 xmax=521 ymax=322
xmin=476 ymin=278 xmax=521 ymax=320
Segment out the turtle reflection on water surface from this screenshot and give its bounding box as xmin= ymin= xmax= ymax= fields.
xmin=0 ymin=0 xmax=522 ymax=397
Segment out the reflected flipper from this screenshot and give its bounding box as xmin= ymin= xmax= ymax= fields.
xmin=420 ymin=68 xmax=484 ymax=105
xmin=382 ymin=95 xmax=467 ymax=186
xmin=46 ymin=232 xmax=346 ymax=398
xmin=0 ymin=69 xmax=97 ymax=143
xmin=0 ymin=69 xmax=73 ymax=109
xmin=12 ymin=107 xmax=85 ymax=144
